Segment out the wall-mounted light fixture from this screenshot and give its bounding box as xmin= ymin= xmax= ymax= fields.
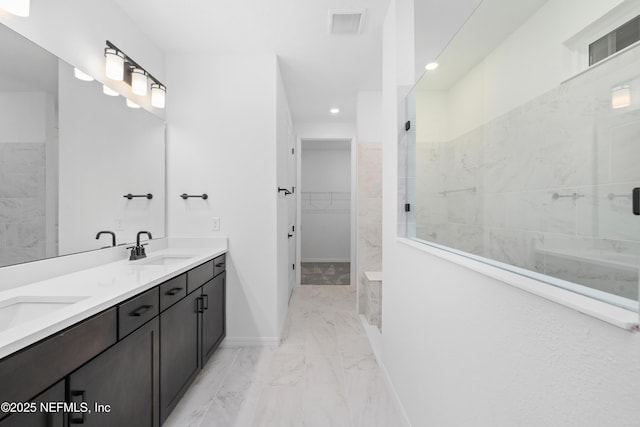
xmin=611 ymin=85 xmax=631 ymax=109
xmin=104 ymin=40 xmax=167 ymax=108
xmin=0 ymin=0 xmax=30 ymax=17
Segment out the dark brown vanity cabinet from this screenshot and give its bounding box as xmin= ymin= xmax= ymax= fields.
xmin=201 ymin=272 xmax=226 ymax=365
xmin=0 ymin=254 xmax=226 ymax=427
xmin=0 ymin=381 xmax=65 ymax=427
xmin=159 ymin=290 xmax=200 ymax=423
xmin=160 ymin=254 xmax=226 ymax=423
xmin=68 ymin=318 xmax=160 ymax=427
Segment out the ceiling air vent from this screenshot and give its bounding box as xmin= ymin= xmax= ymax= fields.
xmin=328 ymin=10 xmax=366 ymax=35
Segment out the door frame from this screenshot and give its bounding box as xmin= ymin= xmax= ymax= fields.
xmin=295 ymin=137 xmax=357 ymax=288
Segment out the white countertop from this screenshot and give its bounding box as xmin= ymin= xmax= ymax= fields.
xmin=0 ymin=245 xmax=226 ymax=359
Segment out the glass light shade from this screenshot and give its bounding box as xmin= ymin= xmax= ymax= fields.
xmin=151 ymin=84 xmax=166 ymax=108
xmin=102 ymin=85 xmax=118 ymax=97
xmin=0 ymin=0 xmax=30 ymax=17
xmin=131 ymin=68 xmax=148 ymax=96
xmin=74 ymin=68 xmax=94 ymax=82
xmin=126 ymin=99 xmax=140 ymax=109
xmin=105 ymin=48 xmax=125 ymax=81
xmin=611 ymin=85 xmax=631 ymax=109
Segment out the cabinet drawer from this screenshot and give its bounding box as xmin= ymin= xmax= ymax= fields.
xmin=187 ymin=260 xmax=214 ymax=294
xmin=160 ymin=274 xmax=187 ymax=312
xmin=0 ymin=308 xmax=116 ymax=408
xmin=213 ymin=254 xmax=226 ymax=277
xmin=118 ymin=288 xmax=159 ymax=339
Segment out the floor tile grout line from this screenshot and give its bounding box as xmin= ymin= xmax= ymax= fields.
xmin=194 ymin=347 xmax=242 ymax=427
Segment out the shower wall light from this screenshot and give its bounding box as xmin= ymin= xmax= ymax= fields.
xmin=104 ymin=40 xmax=166 ymax=108
xmin=0 ymin=0 xmax=30 ymax=17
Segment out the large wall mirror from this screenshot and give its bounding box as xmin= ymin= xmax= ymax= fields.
xmin=0 ymin=22 xmax=166 ymax=268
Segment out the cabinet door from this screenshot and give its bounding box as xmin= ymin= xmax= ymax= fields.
xmin=67 ymin=318 xmax=159 ymax=427
xmin=0 ymin=381 xmax=64 ymax=427
xmin=159 ymin=290 xmax=200 ymax=423
xmin=201 ymin=272 xmax=225 ymax=366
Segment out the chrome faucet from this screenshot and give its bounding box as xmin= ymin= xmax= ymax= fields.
xmin=127 ymin=231 xmax=153 ymax=260
xmin=95 ymin=231 xmax=116 ymax=247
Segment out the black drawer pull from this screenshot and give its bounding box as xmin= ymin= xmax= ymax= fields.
xmin=203 ymin=294 xmax=209 ymax=310
xmin=129 ymin=304 xmax=153 ymax=317
xmin=165 ymin=287 xmax=183 ymax=296
xmin=70 ymin=390 xmax=86 ymax=424
xmin=215 ymin=262 xmax=224 ymax=268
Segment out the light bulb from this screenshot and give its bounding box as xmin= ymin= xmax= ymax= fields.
xmin=126 ymin=99 xmax=140 ymax=109
xmin=0 ymin=0 xmax=30 ymax=17
xmin=105 ymin=48 xmax=125 ymax=81
xmin=74 ymin=68 xmax=94 ymax=82
xmin=103 ymin=85 xmax=119 ymax=96
xmin=131 ymin=68 xmax=148 ymax=96
xmin=151 ymin=84 xmax=166 ymax=108
xmin=330 ymin=108 xmax=340 ymax=114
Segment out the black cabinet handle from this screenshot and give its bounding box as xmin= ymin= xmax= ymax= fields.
xmin=215 ymin=262 xmax=224 ymax=268
xmin=202 ymin=294 xmax=209 ymax=310
xmin=69 ymin=390 xmax=86 ymax=424
xmin=196 ymin=297 xmax=204 ymax=313
xmin=165 ymin=287 xmax=183 ymax=296
xmin=129 ymin=305 xmax=152 ymax=317
xmin=633 ymin=188 xmax=640 ymax=215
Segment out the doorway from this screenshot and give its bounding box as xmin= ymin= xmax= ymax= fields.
xmin=299 ymin=139 xmax=353 ymax=285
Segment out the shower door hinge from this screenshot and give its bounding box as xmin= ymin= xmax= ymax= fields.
xmin=405 ymin=121 xmax=411 ymax=131
xmin=405 ymin=203 xmax=411 ymax=212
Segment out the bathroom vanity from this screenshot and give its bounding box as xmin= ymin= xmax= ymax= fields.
xmin=0 ymin=247 xmax=226 ymax=426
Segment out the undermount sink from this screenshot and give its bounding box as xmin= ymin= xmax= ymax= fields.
xmin=0 ymin=296 xmax=88 ymax=333
xmin=133 ymin=255 xmax=195 ymax=266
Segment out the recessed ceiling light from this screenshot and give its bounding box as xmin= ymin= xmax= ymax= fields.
xmin=330 ymin=108 xmax=340 ymax=114
xmin=74 ymin=68 xmax=94 ymax=81
xmin=425 ymin=62 xmax=438 ymax=71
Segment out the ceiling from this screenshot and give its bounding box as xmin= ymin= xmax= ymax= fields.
xmin=112 ymin=0 xmax=391 ymax=125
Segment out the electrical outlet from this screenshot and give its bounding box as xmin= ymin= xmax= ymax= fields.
xmin=212 ymin=217 xmax=220 ymax=231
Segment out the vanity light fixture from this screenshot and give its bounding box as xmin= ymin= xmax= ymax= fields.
xmin=0 ymin=0 xmax=30 ymax=17
xmin=611 ymin=85 xmax=631 ymax=109
xmin=102 ymin=85 xmax=119 ymax=96
xmin=425 ymin=62 xmax=438 ymax=71
xmin=330 ymin=108 xmax=340 ymax=114
xmin=74 ymin=68 xmax=94 ymax=82
xmin=104 ymin=40 xmax=167 ymax=108
xmin=104 ymin=47 xmax=125 ymax=81
xmin=151 ymin=83 xmax=166 ymax=108
xmin=131 ymin=68 xmax=148 ymax=96
xmin=126 ymin=99 xmax=141 ymax=109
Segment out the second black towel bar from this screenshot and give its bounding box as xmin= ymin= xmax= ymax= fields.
xmin=124 ymin=193 xmax=153 ymax=200
xmin=181 ymin=193 xmax=208 ymax=200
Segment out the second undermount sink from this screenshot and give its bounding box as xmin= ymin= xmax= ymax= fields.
xmin=0 ymin=295 xmax=89 ymax=333
xmin=133 ymin=255 xmax=195 ymax=266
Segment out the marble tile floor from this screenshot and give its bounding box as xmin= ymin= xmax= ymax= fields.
xmin=301 ymin=262 xmax=351 ymax=285
xmin=164 ymin=285 xmax=404 ymax=427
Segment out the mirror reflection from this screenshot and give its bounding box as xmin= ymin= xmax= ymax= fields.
xmin=0 ymin=23 xmax=165 ymax=268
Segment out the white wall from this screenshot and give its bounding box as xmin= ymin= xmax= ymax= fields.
xmin=166 ymin=52 xmax=280 ymax=342
xmin=300 ymin=145 xmax=351 ymax=262
xmin=0 ymin=0 xmax=165 ymax=116
xmin=381 ymin=0 xmax=640 ymax=425
xmin=356 ymin=91 xmax=383 ymax=142
xmin=295 ymin=122 xmax=356 ymax=140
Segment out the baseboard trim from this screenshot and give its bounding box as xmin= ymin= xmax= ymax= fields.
xmin=359 ymin=315 xmax=413 ymax=427
xmin=219 ymin=336 xmax=281 ymax=347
